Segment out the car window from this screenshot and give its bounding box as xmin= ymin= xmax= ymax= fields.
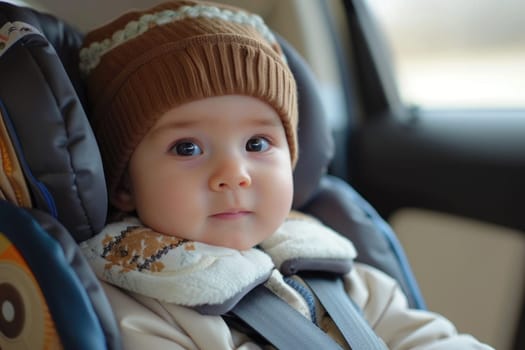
xmin=365 ymin=0 xmax=525 ymax=110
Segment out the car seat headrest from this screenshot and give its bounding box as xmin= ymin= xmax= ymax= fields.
xmin=0 ymin=2 xmax=107 ymax=241
xmin=277 ymin=36 xmax=335 ymax=209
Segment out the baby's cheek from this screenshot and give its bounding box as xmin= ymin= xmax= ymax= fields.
xmin=267 ymin=173 xmax=294 ymax=221
xmin=135 ymin=192 xmax=191 ymax=233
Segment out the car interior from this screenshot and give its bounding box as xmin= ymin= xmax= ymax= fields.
xmin=0 ymin=0 xmax=524 ymax=349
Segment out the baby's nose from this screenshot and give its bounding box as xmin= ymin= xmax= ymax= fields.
xmin=209 ymin=157 xmax=252 ymax=191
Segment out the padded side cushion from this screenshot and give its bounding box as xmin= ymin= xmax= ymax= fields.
xmin=0 ymin=3 xmax=107 ymax=241
xmin=301 ymin=175 xmax=426 ymax=309
xmin=276 ymin=35 xmax=335 ymax=209
xmin=0 ymin=200 xmax=121 ymax=349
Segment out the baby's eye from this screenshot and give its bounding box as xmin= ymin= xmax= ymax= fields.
xmin=246 ymin=136 xmax=270 ymax=152
xmin=170 ymin=141 xmax=202 ymax=156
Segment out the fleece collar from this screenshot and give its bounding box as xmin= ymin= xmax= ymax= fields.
xmin=80 ymin=216 xmax=356 ymax=314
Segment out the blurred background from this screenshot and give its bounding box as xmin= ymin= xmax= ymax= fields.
xmin=367 ymin=0 xmax=525 ymax=109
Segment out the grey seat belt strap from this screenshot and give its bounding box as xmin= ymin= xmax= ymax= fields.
xmin=231 ymin=284 xmax=343 ymax=350
xmin=304 ymin=276 xmax=388 ymax=350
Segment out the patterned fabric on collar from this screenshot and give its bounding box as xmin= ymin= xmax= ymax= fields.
xmin=100 ymin=225 xmax=189 ymax=272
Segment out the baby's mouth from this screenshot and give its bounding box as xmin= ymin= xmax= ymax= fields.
xmin=210 ymin=209 xmax=252 ymax=220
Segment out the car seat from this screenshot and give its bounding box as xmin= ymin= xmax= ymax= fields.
xmin=0 ymin=2 xmax=425 ymax=348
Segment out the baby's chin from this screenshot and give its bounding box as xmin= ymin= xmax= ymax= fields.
xmin=204 ymin=233 xmax=268 ymax=251
xmin=207 ymin=238 xmax=260 ymax=251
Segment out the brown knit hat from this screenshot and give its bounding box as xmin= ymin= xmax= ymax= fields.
xmin=80 ymin=0 xmax=298 ymax=200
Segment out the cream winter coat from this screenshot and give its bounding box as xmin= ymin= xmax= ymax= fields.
xmin=81 ymin=216 xmax=493 ymax=350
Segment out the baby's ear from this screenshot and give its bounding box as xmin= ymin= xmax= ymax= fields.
xmin=111 ymin=174 xmax=136 ymax=212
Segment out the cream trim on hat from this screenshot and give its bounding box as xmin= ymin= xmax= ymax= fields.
xmin=79 ymin=4 xmax=282 ymax=75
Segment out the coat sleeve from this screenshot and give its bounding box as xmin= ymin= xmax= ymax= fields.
xmin=346 ymin=263 xmax=494 ymax=350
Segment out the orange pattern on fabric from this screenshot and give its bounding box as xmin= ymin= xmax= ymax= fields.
xmin=0 ymin=234 xmax=62 ymax=349
xmin=0 ymin=112 xmax=31 ymax=208
xmin=101 ymin=226 xmax=188 ymax=272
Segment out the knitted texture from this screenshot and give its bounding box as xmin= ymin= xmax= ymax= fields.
xmin=80 ymin=0 xmax=298 ymax=199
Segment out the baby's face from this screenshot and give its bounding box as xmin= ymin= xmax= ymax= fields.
xmin=123 ymin=95 xmax=294 ymax=250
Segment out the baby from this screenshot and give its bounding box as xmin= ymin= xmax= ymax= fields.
xmin=79 ymin=1 xmax=493 ymax=349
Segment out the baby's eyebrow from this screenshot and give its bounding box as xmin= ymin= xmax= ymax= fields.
xmin=149 ymin=120 xmax=198 ymax=137
xmin=238 ymin=113 xmax=284 ymax=127
xmin=247 ymin=119 xmax=282 ymax=129
xmin=147 ymin=111 xmax=284 ymax=141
